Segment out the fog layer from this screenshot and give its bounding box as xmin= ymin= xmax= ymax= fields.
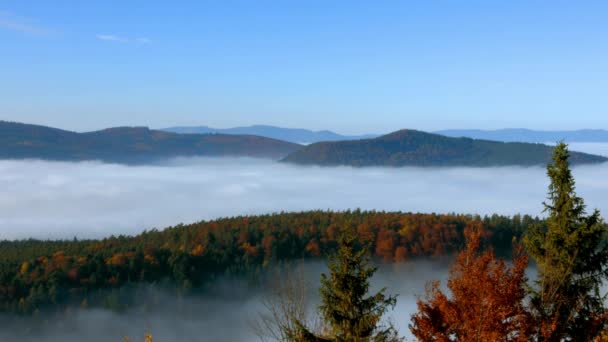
xmin=569 ymin=142 xmax=608 ymax=157
xmin=0 ymin=260 xmax=450 ymax=342
xmin=1 ymin=155 xmax=608 ymax=239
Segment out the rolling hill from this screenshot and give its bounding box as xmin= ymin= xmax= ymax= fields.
xmin=0 ymin=121 xmax=301 ymax=163
xmin=162 ymin=124 xmax=378 ymax=143
xmin=282 ymin=129 xmax=608 ymax=167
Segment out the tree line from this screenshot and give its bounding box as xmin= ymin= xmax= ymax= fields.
xmin=1 ymin=209 xmax=537 ymax=313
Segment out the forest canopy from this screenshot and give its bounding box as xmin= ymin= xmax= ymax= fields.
xmin=0 ymin=210 xmax=538 ymax=314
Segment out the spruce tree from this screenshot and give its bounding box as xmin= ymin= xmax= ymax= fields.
xmin=295 ymin=227 xmax=400 ymax=341
xmin=524 ymin=142 xmax=608 ymax=341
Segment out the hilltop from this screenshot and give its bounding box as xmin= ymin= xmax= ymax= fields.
xmin=282 ymin=129 xmax=607 ymax=167
xmin=0 ymin=121 xmax=301 ymax=163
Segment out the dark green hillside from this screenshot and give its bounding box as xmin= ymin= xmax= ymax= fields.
xmin=0 ymin=121 xmax=301 ymax=163
xmin=282 ymin=129 xmax=607 ymax=167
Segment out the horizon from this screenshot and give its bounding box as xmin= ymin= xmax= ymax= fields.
xmin=2 ymin=1 xmax=608 ymax=134
xmin=3 ymin=119 xmax=608 ymax=136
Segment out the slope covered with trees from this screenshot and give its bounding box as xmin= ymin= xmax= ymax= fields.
xmin=0 ymin=121 xmax=301 ymax=163
xmin=282 ymin=129 xmax=607 ymax=167
xmin=0 ymin=210 xmax=536 ymax=314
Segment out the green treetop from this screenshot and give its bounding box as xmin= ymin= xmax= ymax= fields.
xmin=525 ymin=142 xmax=608 ymax=341
xmin=295 ymin=228 xmax=400 ymax=341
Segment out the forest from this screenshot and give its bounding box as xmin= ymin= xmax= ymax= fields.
xmin=0 ymin=210 xmax=538 ymax=314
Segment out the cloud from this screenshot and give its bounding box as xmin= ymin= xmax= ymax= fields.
xmin=96 ymin=34 xmax=128 ymax=42
xmin=1 ymin=150 xmax=607 ymax=240
xmin=96 ymin=34 xmax=151 ymax=44
xmin=136 ymin=37 xmax=151 ymax=44
xmin=0 ymin=11 xmax=53 ymax=36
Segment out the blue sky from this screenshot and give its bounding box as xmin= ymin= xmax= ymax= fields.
xmin=1 ymin=1 xmax=607 ymax=134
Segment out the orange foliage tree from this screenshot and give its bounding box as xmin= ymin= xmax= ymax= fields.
xmin=410 ymin=225 xmax=530 ymax=341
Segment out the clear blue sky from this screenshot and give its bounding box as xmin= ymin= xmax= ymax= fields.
xmin=1 ymin=1 xmax=607 ymax=134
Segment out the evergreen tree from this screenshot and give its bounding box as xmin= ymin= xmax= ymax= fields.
xmin=524 ymin=142 xmax=608 ymax=341
xmin=294 ymin=227 xmax=400 ymax=341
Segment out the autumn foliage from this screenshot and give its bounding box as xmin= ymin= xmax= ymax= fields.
xmin=0 ymin=210 xmax=535 ymax=313
xmin=410 ymin=225 xmax=530 ymax=341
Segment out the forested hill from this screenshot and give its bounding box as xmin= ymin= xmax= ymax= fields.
xmin=0 ymin=210 xmax=538 ymax=313
xmin=0 ymin=121 xmax=301 ymax=163
xmin=282 ymin=129 xmax=608 ymax=167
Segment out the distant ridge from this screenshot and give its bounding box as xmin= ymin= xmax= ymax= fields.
xmin=436 ymin=128 xmax=608 ymax=143
xmin=162 ymin=125 xmax=378 ymax=144
xmin=0 ymin=121 xmax=301 ymax=163
xmin=4 ymin=121 xmax=606 ymax=167
xmin=163 ymin=126 xmax=608 ymax=144
xmin=282 ymin=129 xmax=607 ymax=167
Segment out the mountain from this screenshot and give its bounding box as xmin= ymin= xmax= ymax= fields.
xmin=162 ymin=125 xmax=378 ymax=144
xmin=0 ymin=121 xmax=301 ymax=163
xmin=436 ymin=129 xmax=608 ymax=143
xmin=282 ymin=129 xmax=608 ymax=167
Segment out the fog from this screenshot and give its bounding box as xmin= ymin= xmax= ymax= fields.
xmin=1 ymin=153 xmax=608 ymax=240
xmin=569 ymin=142 xmax=608 ymax=157
xmin=0 ymin=260 xmax=452 ymax=342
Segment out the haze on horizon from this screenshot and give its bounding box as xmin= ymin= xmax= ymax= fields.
xmin=1 ymin=1 xmax=608 ymax=134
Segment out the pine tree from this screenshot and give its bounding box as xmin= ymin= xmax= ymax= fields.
xmin=294 ymin=227 xmax=400 ymax=341
xmin=524 ymin=142 xmax=608 ymax=341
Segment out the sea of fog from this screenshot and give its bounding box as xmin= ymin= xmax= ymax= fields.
xmin=0 ymin=142 xmax=607 ymax=240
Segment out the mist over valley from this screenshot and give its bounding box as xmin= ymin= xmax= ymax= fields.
xmin=0 ymin=261 xmax=451 ymax=342
xmin=1 ymin=149 xmax=607 ymax=240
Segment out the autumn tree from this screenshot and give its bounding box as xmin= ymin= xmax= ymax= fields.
xmin=410 ymin=225 xmax=530 ymax=341
xmin=294 ymin=227 xmax=401 ymax=341
xmin=524 ymin=142 xmax=608 ymax=341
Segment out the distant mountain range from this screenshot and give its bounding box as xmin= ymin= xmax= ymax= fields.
xmin=282 ymin=129 xmax=607 ymax=167
xmin=0 ymin=121 xmax=300 ymax=163
xmin=163 ymin=125 xmax=608 ymax=144
xmin=162 ymin=125 xmax=378 ymax=144
xmin=435 ymin=129 xmax=608 ymax=143
xmin=1 ymin=121 xmax=606 ymax=167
